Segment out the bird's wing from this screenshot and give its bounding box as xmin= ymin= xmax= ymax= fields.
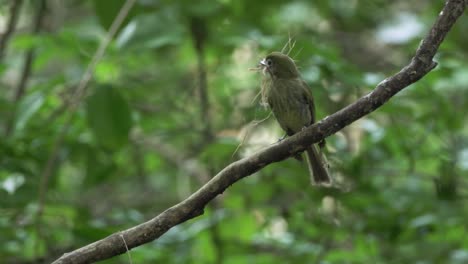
xmin=300 ymin=80 xmax=316 ymax=124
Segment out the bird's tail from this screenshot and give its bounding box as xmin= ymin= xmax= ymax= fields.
xmin=305 ymin=145 xmax=331 ymax=185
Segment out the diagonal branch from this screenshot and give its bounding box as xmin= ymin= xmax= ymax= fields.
xmin=52 ymin=0 xmax=467 ymax=263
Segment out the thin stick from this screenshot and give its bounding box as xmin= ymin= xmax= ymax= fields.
xmin=119 ymin=233 xmax=133 ymax=264
xmin=231 ymin=112 xmax=272 ymax=158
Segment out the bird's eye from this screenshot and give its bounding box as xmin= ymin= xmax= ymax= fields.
xmin=266 ymin=59 xmax=273 ymax=66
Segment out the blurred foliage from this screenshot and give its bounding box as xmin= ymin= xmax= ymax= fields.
xmin=1 ymin=0 xmax=468 ymax=263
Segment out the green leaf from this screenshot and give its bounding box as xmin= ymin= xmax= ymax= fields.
xmin=14 ymin=91 xmax=44 ymax=134
xmin=86 ymin=85 xmax=132 ymax=149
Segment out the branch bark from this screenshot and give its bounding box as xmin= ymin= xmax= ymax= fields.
xmin=52 ymin=0 xmax=467 ymax=263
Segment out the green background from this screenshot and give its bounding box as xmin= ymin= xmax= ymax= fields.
xmin=1 ymin=0 xmax=467 ymax=263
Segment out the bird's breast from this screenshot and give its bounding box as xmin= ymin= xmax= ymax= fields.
xmin=266 ymin=78 xmax=312 ymax=133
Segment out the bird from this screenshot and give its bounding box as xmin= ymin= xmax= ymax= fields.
xmin=259 ymin=52 xmax=331 ymax=185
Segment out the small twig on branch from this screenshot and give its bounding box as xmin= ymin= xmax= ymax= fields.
xmin=52 ymin=1 xmax=467 ymax=263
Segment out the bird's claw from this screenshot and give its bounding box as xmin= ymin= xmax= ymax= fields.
xmin=301 ymin=126 xmax=326 ymax=149
xmin=319 ymin=139 xmax=326 ymax=149
xmin=277 ymin=134 xmax=287 ymax=142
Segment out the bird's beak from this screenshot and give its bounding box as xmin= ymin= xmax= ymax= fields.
xmin=259 ymin=58 xmax=270 ymax=76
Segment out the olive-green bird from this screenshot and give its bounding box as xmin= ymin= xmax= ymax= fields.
xmin=259 ymin=52 xmax=331 ymax=185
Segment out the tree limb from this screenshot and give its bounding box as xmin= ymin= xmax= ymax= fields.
xmin=52 ymin=0 xmax=467 ymax=263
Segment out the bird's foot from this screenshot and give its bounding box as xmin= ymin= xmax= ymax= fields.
xmin=319 ymin=139 xmax=326 ymax=149
xmin=301 ymin=126 xmax=326 ymax=149
xmin=277 ymin=134 xmax=287 ymax=142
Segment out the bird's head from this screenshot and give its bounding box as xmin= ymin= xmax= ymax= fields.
xmin=259 ymin=52 xmax=300 ymax=79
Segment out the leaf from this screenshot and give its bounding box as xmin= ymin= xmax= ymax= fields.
xmin=86 ymin=85 xmax=132 ymax=149
xmin=14 ymin=91 xmax=45 ymax=134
